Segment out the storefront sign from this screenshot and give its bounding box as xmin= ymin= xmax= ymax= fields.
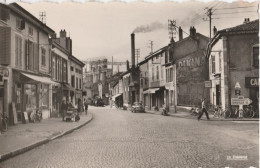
xmin=245 ymin=77 xmax=259 ymax=88
xmin=235 ymin=82 xmax=241 ymax=89
xmin=235 ymin=90 xmax=240 ymax=95
xmin=204 ymin=81 xmax=211 ymax=88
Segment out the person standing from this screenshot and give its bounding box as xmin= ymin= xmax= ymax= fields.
xmin=61 ymin=100 xmax=67 ymax=121
xmin=84 ymin=100 xmax=88 ymax=114
xmin=198 ymin=98 xmax=210 ymax=120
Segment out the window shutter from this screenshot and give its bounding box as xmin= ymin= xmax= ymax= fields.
xmin=0 ymin=26 xmax=11 ymax=65
xmin=24 ymin=40 xmax=28 ymax=70
xmin=34 ymin=43 xmax=39 ymax=72
xmin=0 ymin=5 xmax=10 ymax=21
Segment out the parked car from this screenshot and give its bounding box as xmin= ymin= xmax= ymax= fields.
xmin=131 ymin=102 xmax=145 ymax=113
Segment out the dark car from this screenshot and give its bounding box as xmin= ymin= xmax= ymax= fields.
xmin=131 ymin=102 xmax=145 ymax=113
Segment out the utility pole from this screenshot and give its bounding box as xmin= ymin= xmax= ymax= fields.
xmin=111 ymin=56 xmax=113 ymax=75
xmin=135 ymin=49 xmax=140 ymax=65
xmin=205 ymin=8 xmax=213 ymax=39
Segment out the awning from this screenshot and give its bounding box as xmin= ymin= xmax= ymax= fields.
xmin=112 ymin=93 xmax=122 ymax=101
xmin=21 ymin=72 xmax=58 ymax=85
xmin=143 ymin=88 xmax=159 ymax=94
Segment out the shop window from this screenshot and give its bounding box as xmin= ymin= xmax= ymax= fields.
xmin=253 ymin=46 xmax=259 ymax=67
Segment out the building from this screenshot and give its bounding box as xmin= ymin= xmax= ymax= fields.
xmin=52 ymin=29 xmax=84 ymax=109
xmin=50 ymin=34 xmax=70 ymax=116
xmin=0 ymin=3 xmax=56 ymax=125
xmin=174 ymin=27 xmax=210 ymax=110
xmin=206 ymin=19 xmax=259 ymax=111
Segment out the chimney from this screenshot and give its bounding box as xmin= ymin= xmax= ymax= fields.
xmin=60 ymin=29 xmax=67 ymax=38
xmin=193 ymin=26 xmax=196 ymax=35
xmin=213 ymin=26 xmax=217 ymax=35
xmin=243 ymin=18 xmax=250 ymax=24
xmin=190 ymin=26 xmax=193 ymax=36
xmin=179 ymin=26 xmax=183 ymax=41
xmin=131 ymin=33 xmax=135 ymax=68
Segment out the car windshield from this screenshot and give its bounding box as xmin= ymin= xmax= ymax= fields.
xmin=133 ymin=102 xmax=140 ymax=106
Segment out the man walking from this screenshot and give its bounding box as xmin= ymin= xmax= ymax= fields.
xmin=198 ymin=98 xmax=210 ymax=120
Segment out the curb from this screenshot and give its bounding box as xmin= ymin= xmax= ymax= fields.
xmin=0 ymin=113 xmax=93 ymax=162
xmin=145 ymin=111 xmax=259 ymax=121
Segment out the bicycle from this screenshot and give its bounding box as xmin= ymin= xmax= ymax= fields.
xmin=213 ymin=105 xmax=224 ymax=118
xmin=1 ymin=113 xmax=8 ymax=132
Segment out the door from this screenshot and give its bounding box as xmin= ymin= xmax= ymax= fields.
xmin=216 ymin=85 xmax=221 ymax=106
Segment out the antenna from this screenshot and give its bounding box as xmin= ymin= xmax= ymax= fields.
xmin=168 ymin=19 xmax=177 ymax=40
xmin=39 ymin=11 xmax=46 ymax=24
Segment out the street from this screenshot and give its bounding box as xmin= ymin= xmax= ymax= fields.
xmin=0 ymin=106 xmax=258 ymax=168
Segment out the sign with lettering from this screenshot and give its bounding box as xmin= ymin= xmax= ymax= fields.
xmin=235 ymin=82 xmax=241 ymax=89
xmin=231 ymin=98 xmax=252 ymax=105
xmin=245 ymin=77 xmax=259 ymax=88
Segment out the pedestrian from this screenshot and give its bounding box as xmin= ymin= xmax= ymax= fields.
xmin=61 ymin=100 xmax=67 ymax=121
xmin=197 ymin=98 xmax=210 ymax=120
xmin=84 ymin=100 xmax=88 ymax=113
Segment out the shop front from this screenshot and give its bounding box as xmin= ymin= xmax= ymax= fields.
xmin=245 ymin=77 xmax=259 ymax=110
xmin=13 ymin=70 xmax=57 ymax=122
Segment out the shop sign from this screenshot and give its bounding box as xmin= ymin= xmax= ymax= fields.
xmin=204 ymin=81 xmax=211 ymax=88
xmin=235 ymin=82 xmax=241 ymax=89
xmin=245 ymin=77 xmax=259 ymax=88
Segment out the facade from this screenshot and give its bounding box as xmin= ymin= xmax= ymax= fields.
xmin=52 ymin=29 xmax=84 ymax=109
xmin=68 ymin=55 xmax=84 ymax=107
xmin=144 ymin=47 xmax=167 ymax=111
xmin=50 ymin=35 xmax=70 ymax=116
xmin=0 ymin=3 xmax=56 ymax=125
xmin=206 ymin=19 xmax=259 ymax=110
xmin=174 ymin=28 xmax=210 ymax=108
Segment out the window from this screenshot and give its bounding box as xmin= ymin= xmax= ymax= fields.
xmin=79 ymin=78 xmax=82 ymax=89
xmin=15 ymin=35 xmax=22 ymax=68
xmin=71 ymin=66 xmax=74 ymax=71
xmin=52 ymin=55 xmax=56 ymax=79
xmin=152 ymin=67 xmax=154 ymax=81
xmin=41 ymin=48 xmax=46 ymax=66
xmin=71 ymin=75 xmax=75 ymax=88
xmin=16 ymin=18 xmax=25 ymax=30
xmin=76 ymin=77 xmax=78 ymax=89
xmin=253 ymin=46 xmax=259 ymax=67
xmin=28 ymin=26 xmax=33 ymax=36
xmin=156 ymin=66 xmax=159 ymax=80
xmin=211 ymin=55 xmax=215 ymax=74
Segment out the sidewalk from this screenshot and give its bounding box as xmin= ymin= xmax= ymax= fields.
xmin=145 ymin=110 xmax=259 ymax=121
xmin=0 ymin=112 xmax=93 ymax=162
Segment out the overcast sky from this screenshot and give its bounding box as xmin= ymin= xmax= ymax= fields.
xmin=15 ymin=1 xmax=259 ymax=63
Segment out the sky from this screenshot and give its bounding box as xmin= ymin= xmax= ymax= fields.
xmin=9 ymin=1 xmax=259 ymax=64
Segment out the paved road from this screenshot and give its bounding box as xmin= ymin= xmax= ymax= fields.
xmin=1 ymin=106 xmax=258 ymax=168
